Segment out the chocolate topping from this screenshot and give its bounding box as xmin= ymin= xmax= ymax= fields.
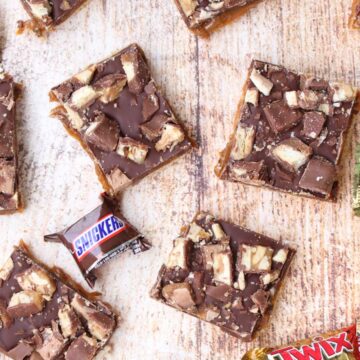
xmin=35 ymin=325 xmax=67 ymax=360
xmin=7 ymin=341 xmax=34 ymax=360
xmin=151 ymin=212 xmax=295 ymax=341
xmin=0 ymin=244 xmax=117 ymax=360
xmin=65 ymin=334 xmax=98 ymax=360
xmin=18 ymin=0 xmax=89 ymax=34
xmin=0 ymin=71 xmax=20 ymax=212
xmin=0 ymin=160 xmax=16 ymax=196
xmin=140 ymin=114 xmax=172 ymax=141
xmin=250 ymin=289 xmax=270 ymax=315
xmin=93 ymin=73 xmax=127 ymax=104
xmin=228 ymin=161 xmax=267 ymax=182
xmin=302 ymin=111 xmax=326 ymax=139
xmin=50 ymin=44 xmax=192 ymax=195
xmin=264 ymin=100 xmax=303 ymax=134
xmin=174 ymin=0 xmax=260 ymax=32
xmin=120 ymin=47 xmax=150 ymax=95
xmin=142 ymin=93 xmax=160 ymax=122
xmin=299 ymin=157 xmax=336 ymax=196
xmin=216 ymin=60 xmax=356 ymax=200
xmin=162 ymin=283 xmax=196 ymax=310
xmin=84 ymin=114 xmax=120 ymax=152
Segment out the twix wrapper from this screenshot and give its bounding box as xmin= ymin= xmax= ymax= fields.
xmin=242 ymin=322 xmax=360 ymax=360
xmin=45 ymin=194 xmax=151 ymax=287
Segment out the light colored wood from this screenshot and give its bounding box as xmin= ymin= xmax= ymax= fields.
xmin=0 ymin=0 xmax=359 ymax=359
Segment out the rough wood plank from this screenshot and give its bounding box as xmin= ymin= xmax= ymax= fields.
xmin=0 ymin=0 xmax=359 ymax=359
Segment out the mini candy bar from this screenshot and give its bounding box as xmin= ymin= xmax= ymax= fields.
xmin=350 ymin=1 xmax=360 ymax=29
xmin=50 ymin=44 xmax=193 ymax=195
xmin=151 ymin=212 xmax=295 ymax=341
xmin=17 ymin=0 xmax=89 ymax=36
xmin=0 ymin=243 xmax=117 ymax=360
xmin=174 ymin=0 xmax=262 ymax=35
xmin=215 ymin=60 xmax=358 ymax=201
xmin=242 ymin=322 xmax=360 ymax=360
xmin=0 ymin=66 xmax=20 ymax=213
xmin=45 ymin=195 xmax=150 ymax=287
xmin=353 ymin=144 xmax=360 ymax=216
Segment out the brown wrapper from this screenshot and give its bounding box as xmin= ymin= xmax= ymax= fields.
xmin=242 ymin=323 xmax=360 ymax=360
xmin=45 ymin=195 xmax=151 ymax=287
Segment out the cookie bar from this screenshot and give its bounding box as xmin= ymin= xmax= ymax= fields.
xmin=151 ymin=212 xmax=295 ymax=341
xmin=0 ymin=243 xmax=117 ymax=359
xmin=215 ymin=60 xmax=357 ymax=200
xmin=50 ymin=44 xmax=193 ymax=195
xmin=17 ymin=0 xmax=89 ymax=36
xmin=0 ymin=66 xmax=20 ymax=213
xmin=174 ymin=0 xmax=262 ymax=35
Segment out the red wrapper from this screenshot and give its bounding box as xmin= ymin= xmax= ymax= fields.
xmin=242 ymin=323 xmax=360 ymax=360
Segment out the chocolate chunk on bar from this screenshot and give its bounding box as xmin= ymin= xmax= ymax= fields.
xmin=50 ymin=44 xmax=193 ymax=195
xmin=215 ymin=60 xmax=358 ymax=200
xmin=0 ymin=66 xmax=20 ymax=213
xmin=151 ymin=212 xmax=295 ymax=341
xmin=174 ymin=0 xmax=262 ymax=35
xmin=0 ymin=243 xmax=117 ymax=359
xmin=17 ymin=0 xmax=89 ymax=36
xmin=350 ymin=0 xmax=360 ymax=29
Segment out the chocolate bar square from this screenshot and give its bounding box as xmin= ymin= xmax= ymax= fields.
xmin=0 ymin=243 xmax=117 ymax=360
xmin=50 ymin=44 xmax=193 ymax=195
xmin=151 ymin=212 xmax=295 ymax=341
xmin=174 ymin=0 xmax=262 ymax=35
xmin=18 ymin=0 xmax=89 ymax=35
xmin=215 ymin=60 xmax=357 ymax=200
xmin=0 ymin=67 xmax=20 ymax=213
xmin=350 ymin=0 xmax=360 ymax=29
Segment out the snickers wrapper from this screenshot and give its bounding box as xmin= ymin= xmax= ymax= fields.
xmin=45 ymin=195 xmax=151 ymax=287
xmin=242 ymin=322 xmax=360 ymax=360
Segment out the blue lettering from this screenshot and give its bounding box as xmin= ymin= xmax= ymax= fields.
xmin=111 ymin=216 xmax=121 ymax=231
xmin=74 ymin=215 xmax=128 ymax=259
xmin=93 ymin=226 xmax=100 ymax=241
xmin=105 ymin=218 xmax=113 ymax=234
xmin=98 ymin=222 xmax=107 ymax=238
xmin=86 ymin=231 xmax=93 ymax=247
xmin=80 ymin=235 xmax=89 ymax=253
xmin=75 ymin=239 xmax=83 ymax=257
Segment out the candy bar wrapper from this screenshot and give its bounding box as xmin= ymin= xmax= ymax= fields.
xmin=353 ymin=144 xmax=360 ymax=216
xmin=242 ymin=322 xmax=360 ymax=360
xmin=45 ymin=195 xmax=151 ymax=287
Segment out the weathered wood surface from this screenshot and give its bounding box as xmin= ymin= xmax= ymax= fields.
xmin=0 ymin=1 xmax=359 ymax=359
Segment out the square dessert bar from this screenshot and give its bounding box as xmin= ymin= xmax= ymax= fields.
xmin=50 ymin=44 xmax=193 ymax=195
xmin=350 ymin=0 xmax=360 ymax=29
xmin=151 ymin=212 xmax=295 ymax=340
xmin=0 ymin=67 xmax=20 ymax=213
xmin=174 ymin=0 xmax=261 ymax=35
xmin=18 ymin=0 xmax=89 ymax=35
xmin=215 ymin=60 xmax=357 ymax=200
xmin=0 ymin=244 xmax=117 ymax=359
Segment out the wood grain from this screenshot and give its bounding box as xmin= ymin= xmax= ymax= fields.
xmin=0 ymin=0 xmax=359 ymax=359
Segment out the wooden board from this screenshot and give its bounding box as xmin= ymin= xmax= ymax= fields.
xmin=0 ymin=0 xmax=359 ymax=359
